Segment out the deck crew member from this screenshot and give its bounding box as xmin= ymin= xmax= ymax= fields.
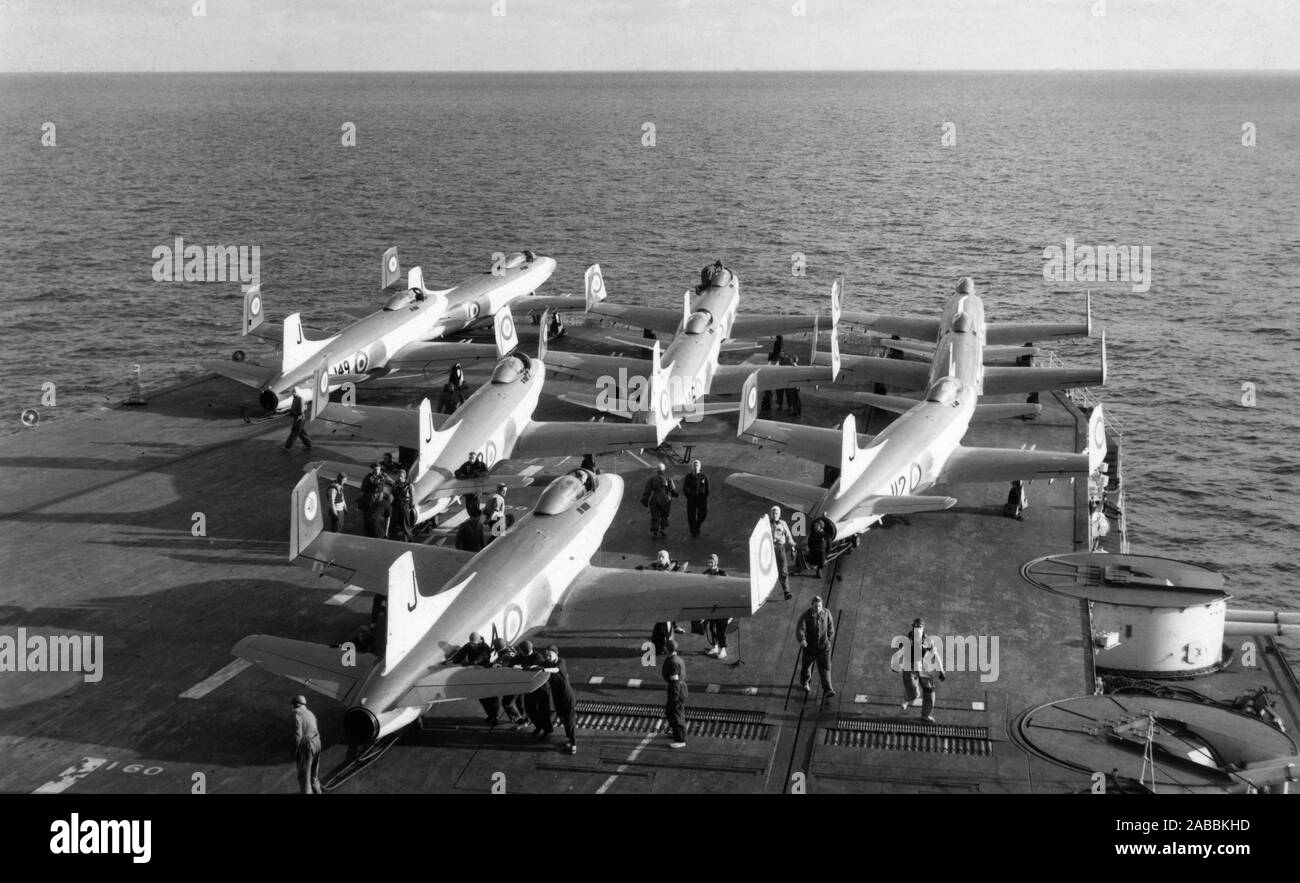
xmin=786 ymin=354 xmax=803 ymax=417
xmin=901 ymin=618 xmax=945 ymax=723
xmin=514 ymin=640 xmax=554 ymax=738
xmin=769 ymin=506 xmax=796 ymax=600
xmin=454 ymin=513 xmax=487 ymax=552
xmin=806 ymin=517 xmax=828 ymax=579
xmin=580 ymin=453 xmax=599 ymax=474
xmin=544 ymin=646 xmax=578 ymax=754
xmin=491 ymin=638 xmax=526 ymax=725
xmin=1003 ymin=480 xmax=1027 ymax=520
xmin=641 ymin=462 xmax=679 ymax=538
xmin=390 ymin=468 xmax=416 ymax=542
xmin=282 ymin=390 xmax=313 ymax=451
xmin=796 ymin=595 xmax=836 ymax=698
xmin=703 ymin=554 xmax=730 ymax=659
xmin=641 ymin=551 xmax=683 ymax=653
xmin=326 ymin=473 xmax=348 ymax=533
xmin=663 ymin=639 xmax=688 ymax=749
xmin=682 ymin=459 xmax=711 ymax=538
xmin=292 ymin=695 xmax=323 ymax=794
xmin=359 ymin=462 xmax=385 ymax=527
xmin=449 ymin=633 xmax=499 ymax=724
xmin=366 ymin=487 xmax=393 ymax=539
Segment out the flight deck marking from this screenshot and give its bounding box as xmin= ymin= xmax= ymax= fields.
xmin=595 ymin=732 xmax=656 ymax=795
xmin=33 ymin=757 xmax=107 ymax=793
xmin=626 ymin=451 xmax=651 ymax=468
xmin=325 ymin=585 xmax=363 ymax=606
xmin=520 ymin=465 xmax=543 ymax=477
xmin=180 ymin=659 xmax=253 ymax=699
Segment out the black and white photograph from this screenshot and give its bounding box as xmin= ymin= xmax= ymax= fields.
xmin=1 ymin=0 xmax=1297 ymax=863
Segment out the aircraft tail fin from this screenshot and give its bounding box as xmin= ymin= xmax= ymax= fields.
xmin=417 ymin=397 xmax=448 ymax=479
xmin=384 ymin=551 xmax=440 ymax=675
xmin=494 ymin=306 xmax=519 ymax=358
xmin=738 ymin=371 xmax=761 ymax=438
xmin=538 ymin=310 xmax=550 ymax=362
xmin=829 ymin=295 xmax=842 ymax=380
xmin=281 ymin=313 xmax=336 ymax=375
xmin=290 ymin=468 xmax=326 ymax=564
xmin=408 ymin=266 xmax=424 ymax=294
xmin=584 ymin=264 xmax=607 ymax=311
xmin=1099 ymin=328 xmax=1108 ymax=386
xmin=747 ymin=516 xmax=778 ymax=611
xmin=839 ymin=415 xmax=883 ymax=491
xmin=682 ymin=289 xmax=691 ymax=330
xmin=382 ymin=247 xmax=403 ymax=290
xmin=650 ymin=340 xmax=675 ymax=443
xmin=242 ymin=285 xmax=264 ymax=336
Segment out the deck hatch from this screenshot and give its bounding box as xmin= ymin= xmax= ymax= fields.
xmin=824 ymin=719 xmax=992 ymax=755
xmin=574 ymin=700 xmax=770 ymax=741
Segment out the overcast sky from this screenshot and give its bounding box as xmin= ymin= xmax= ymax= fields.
xmin=2 ymin=0 xmax=1295 ymax=72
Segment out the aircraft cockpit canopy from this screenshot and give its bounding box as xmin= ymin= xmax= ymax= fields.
xmin=535 ymin=469 xmax=596 ymax=516
xmin=491 ymin=352 xmax=532 ymax=384
xmin=684 ymin=310 xmax=714 ymax=335
xmin=925 ymin=377 xmax=963 ymax=405
xmin=951 ymin=313 xmax=973 ymax=334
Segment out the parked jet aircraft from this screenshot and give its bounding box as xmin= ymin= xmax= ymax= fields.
xmin=811 ymin=277 xmax=1104 ymax=396
xmin=307 ymin=307 xmax=671 ymax=526
xmin=203 ymin=249 xmax=574 ymax=411
xmin=233 ymin=467 xmax=777 ymax=744
xmin=545 ymin=263 xmax=841 ymax=430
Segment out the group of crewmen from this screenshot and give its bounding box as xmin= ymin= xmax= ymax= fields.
xmin=447 ymin=633 xmax=579 ymax=755
xmin=451 ymin=450 xmax=513 ymax=552
xmin=325 ymin=454 xmax=419 ymax=541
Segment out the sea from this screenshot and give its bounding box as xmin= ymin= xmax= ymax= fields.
xmin=1 ymin=71 xmax=1297 ymax=623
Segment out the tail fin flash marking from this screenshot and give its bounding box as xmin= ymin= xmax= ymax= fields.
xmin=584 ymin=264 xmax=606 ymax=311
xmin=748 ymin=517 xmax=777 ymax=611
xmin=537 ymin=309 xmax=550 ymax=362
xmin=494 ymin=306 xmax=519 ymax=358
xmin=291 ymin=469 xmax=325 ymax=564
xmin=242 ymin=285 xmax=264 ymax=336
xmin=418 ymin=398 xmax=446 ymax=479
xmin=310 ymin=360 xmax=329 ymax=422
xmin=382 ymin=247 xmax=403 ymax=291
xmin=738 ymin=371 xmax=761 ymax=438
xmin=651 ymin=341 xmax=674 ymax=443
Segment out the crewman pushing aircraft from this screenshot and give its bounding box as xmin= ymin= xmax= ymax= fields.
xmin=292 ymin=695 xmax=323 ymax=794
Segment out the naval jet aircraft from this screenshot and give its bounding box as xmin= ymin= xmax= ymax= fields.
xmin=810 ymin=277 xmax=1104 ymax=397
xmin=233 ymin=467 xmax=777 ymax=745
xmin=544 ymin=262 xmax=841 ymax=431
xmin=202 ymin=248 xmax=574 ymax=411
xmin=727 ymin=281 xmax=1107 ymax=549
xmin=306 ymin=307 xmax=672 ymax=527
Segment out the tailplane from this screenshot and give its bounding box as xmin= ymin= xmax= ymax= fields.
xmin=584 ymin=264 xmax=607 ymax=311
xmin=242 ymin=285 xmax=264 ymax=336
xmin=381 ymin=247 xmax=403 ymax=290
xmin=290 ymin=468 xmax=326 ymax=563
xmin=747 ymin=516 xmax=778 ymax=611
xmin=494 ymin=306 xmax=519 ymax=358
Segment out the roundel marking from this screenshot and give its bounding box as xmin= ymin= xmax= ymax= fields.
xmin=503 ymin=603 xmax=525 ymax=643
xmin=355 ymin=352 xmax=369 ymax=373
xmin=592 ymin=271 xmax=604 ymax=294
xmin=759 ymin=534 xmax=775 ymax=574
xmin=1092 ymin=418 xmax=1105 ymax=450
xmin=485 ymin=439 xmax=499 ymax=464
xmin=746 ymin=385 xmax=758 ymax=412
xmin=20 ymin=408 xmax=39 ymax=427
xmin=387 ymin=255 xmax=399 ymax=274
xmin=501 ymin=312 xmax=514 ymax=341
xmin=250 ymin=295 xmax=262 ymax=316
xmin=469 ymin=302 xmax=481 ymax=320
xmin=658 ymin=386 xmax=672 ymax=422
xmin=317 ymin=371 xmax=329 ymax=395
xmin=303 ymin=490 xmax=319 ymax=522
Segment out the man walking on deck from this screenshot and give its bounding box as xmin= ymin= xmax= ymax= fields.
xmin=662 ymin=638 xmax=688 ymax=749
xmin=796 ymin=596 xmax=836 ymax=698
xmin=291 ymin=695 xmax=322 ymax=794
xmin=683 ymin=459 xmax=711 ymax=538
xmin=901 ymin=618 xmax=946 ymax=723
xmin=282 ymin=390 xmax=313 ymax=451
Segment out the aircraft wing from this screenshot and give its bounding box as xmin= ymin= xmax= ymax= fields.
xmin=728 ymin=313 xmax=821 ymax=339
xmin=397 ymin=667 xmax=549 ymax=706
xmin=820 ymin=353 xmax=931 ymax=391
xmin=511 ymin=420 xmax=660 ymax=459
xmin=294 ymin=531 xmax=475 ymax=593
xmin=313 ymin=400 xmax=450 ymax=445
xmin=201 ymin=358 xmax=278 ymax=389
xmin=386 ymin=340 xmax=504 ymax=372
xmin=986 ymin=321 xmax=1089 ymax=345
xmin=846 ymin=494 xmax=957 ymax=521
xmin=839 ymin=311 xmax=941 ymax=342
xmin=725 ymin=473 xmax=829 ymax=515
xmin=710 ymin=363 xmax=835 ymax=396
xmin=940 ymin=446 xmax=1091 ymax=484
xmin=739 ymin=419 xmax=865 ymax=466
xmin=589 ymin=303 xmax=683 ymax=336
xmin=231 ymin=635 xmax=372 ymax=702
xmin=511 ymin=294 xmax=589 ymax=316
xmin=983 ymin=365 xmax=1103 ymax=396
xmin=549 ymin=518 xmax=777 ymax=628
xmin=543 ymin=349 xmax=647 ymax=383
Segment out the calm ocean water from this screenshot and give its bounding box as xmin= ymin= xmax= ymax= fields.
xmin=1 ymin=72 xmax=1297 ymax=618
